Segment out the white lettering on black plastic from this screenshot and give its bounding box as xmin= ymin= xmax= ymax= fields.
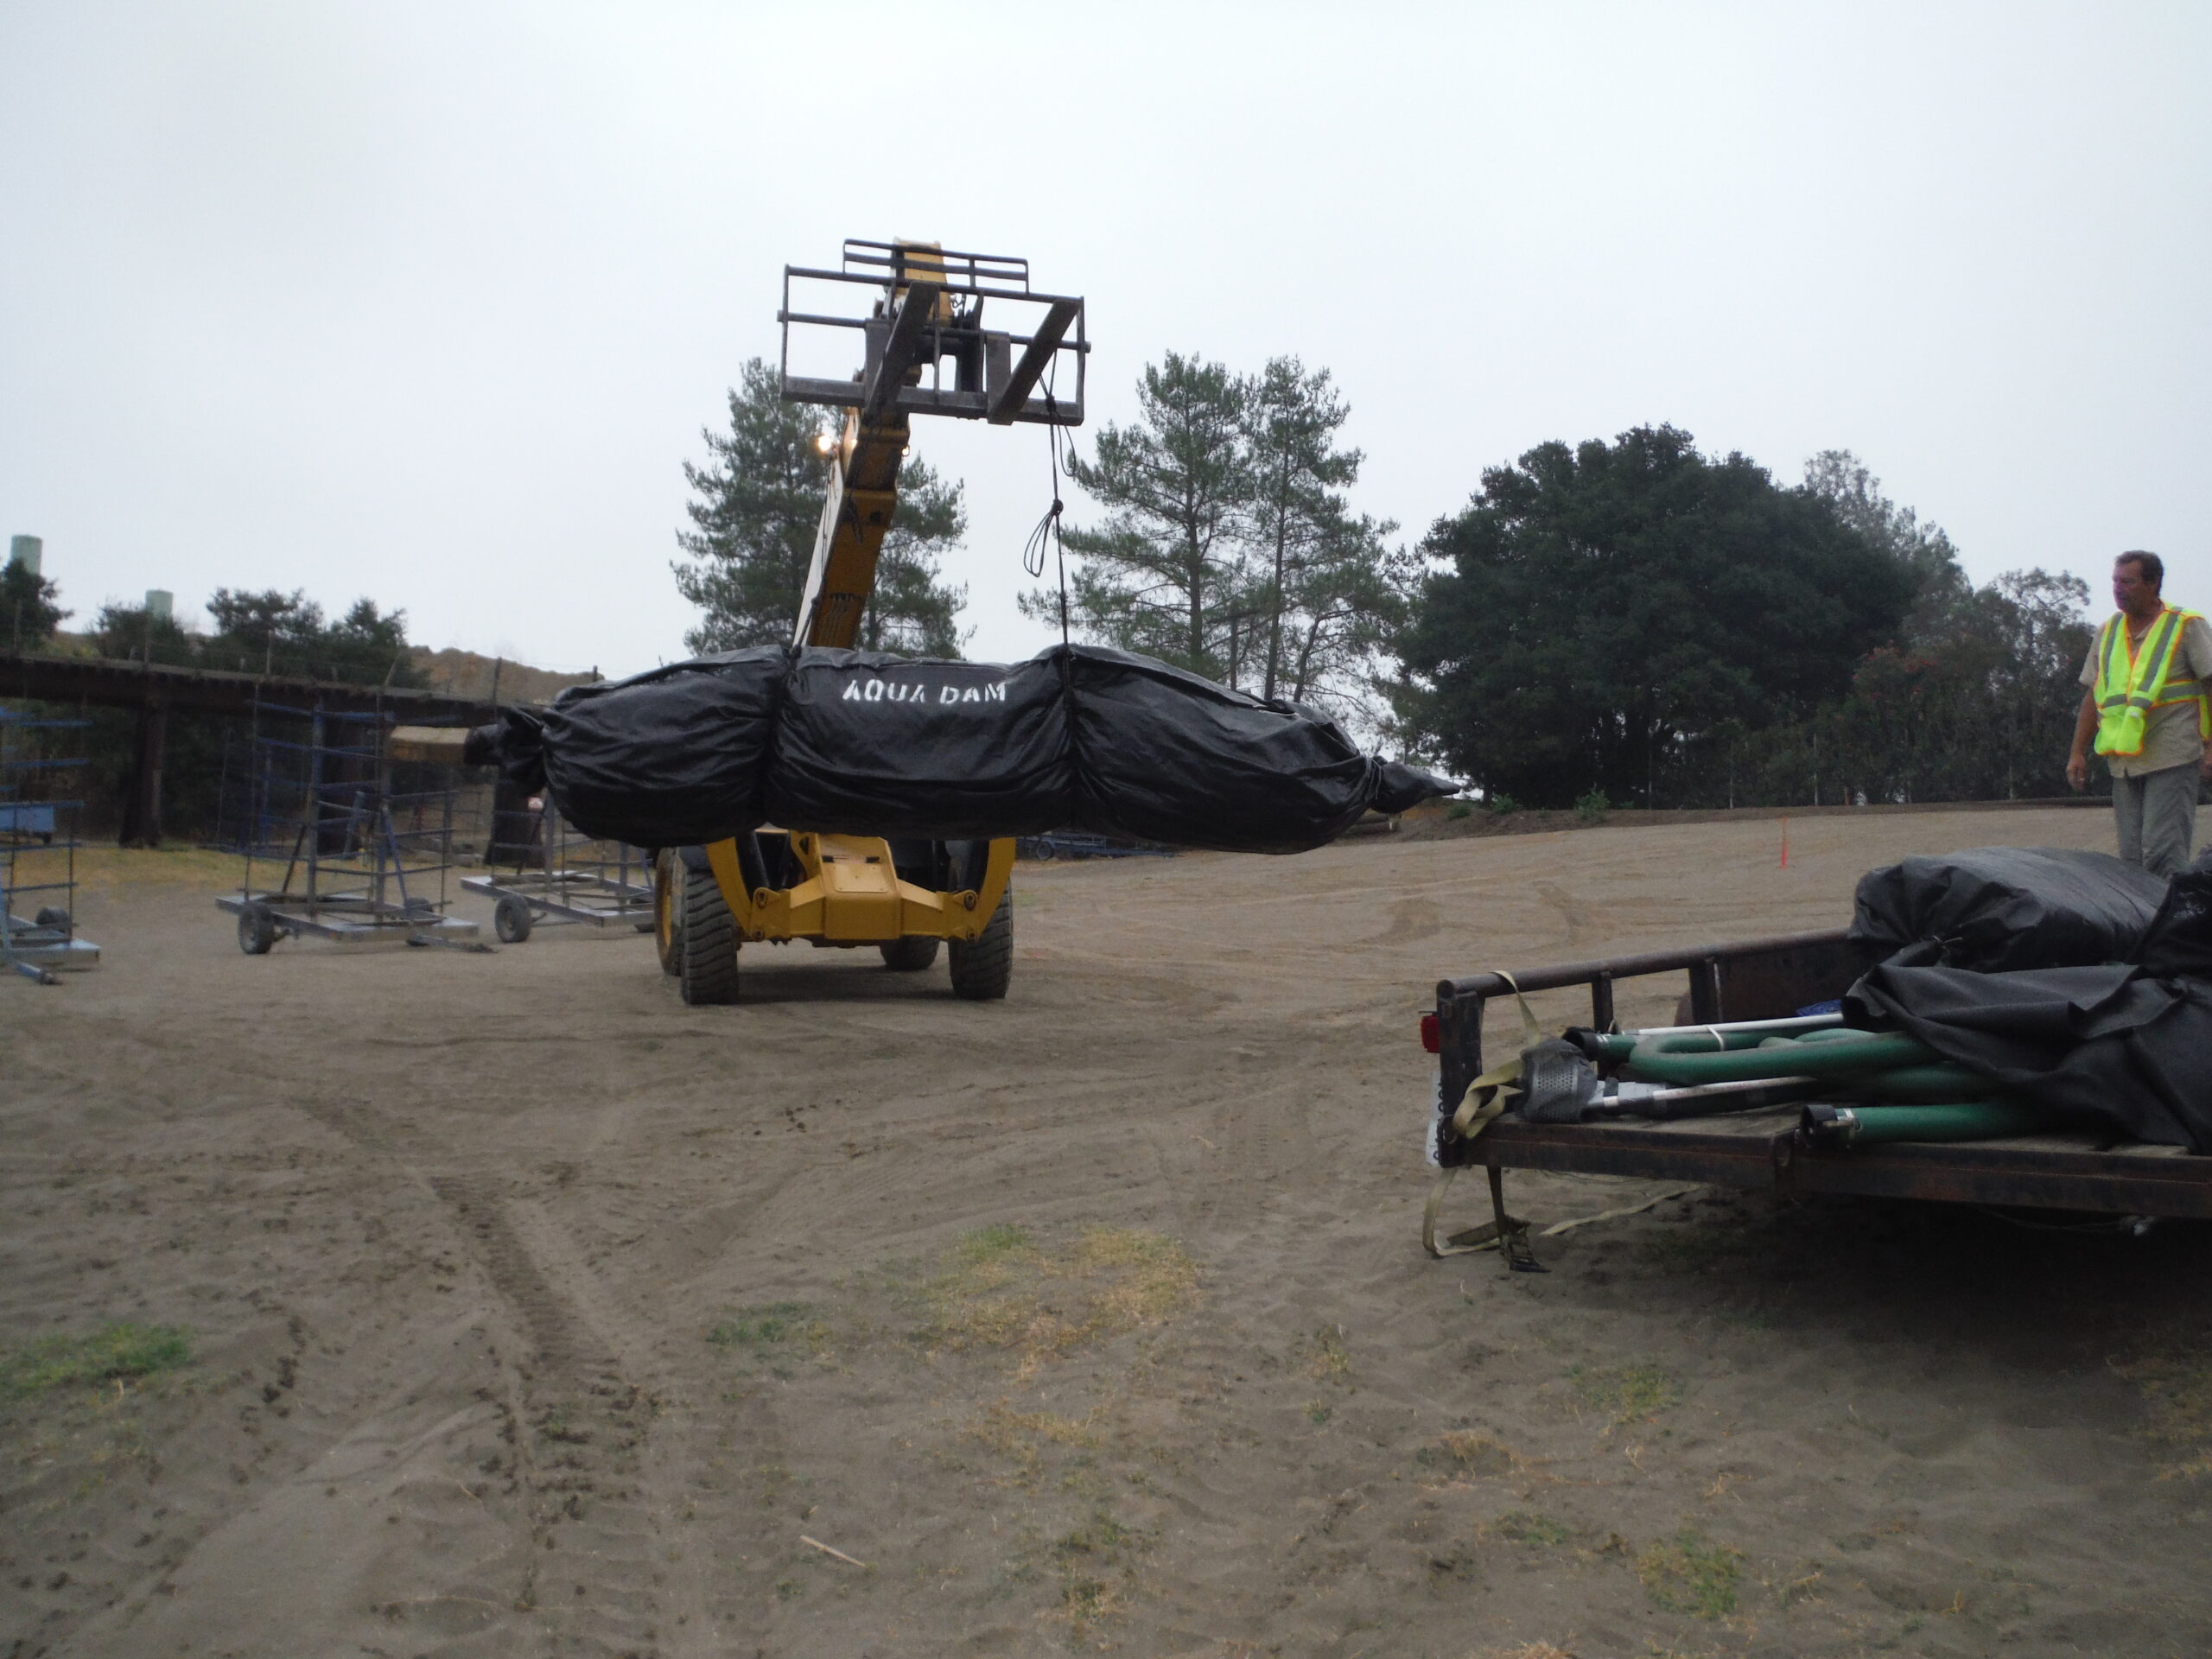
xmin=836 ymin=678 xmax=1008 ymax=707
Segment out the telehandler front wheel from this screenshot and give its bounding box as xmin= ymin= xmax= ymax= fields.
xmin=948 ymin=883 xmax=1013 ymax=1001
xmin=679 ymin=864 xmax=740 ymax=1005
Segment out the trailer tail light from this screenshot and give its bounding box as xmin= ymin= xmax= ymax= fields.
xmin=1420 ymin=1012 xmax=1440 ymax=1054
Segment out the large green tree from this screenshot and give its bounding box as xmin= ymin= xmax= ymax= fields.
xmin=1025 ymin=352 xmax=1250 ymax=678
xmin=200 ymin=590 xmax=424 ymax=684
xmin=1749 ymin=567 xmax=2094 ymax=807
xmin=1236 ymin=357 xmax=1412 ymax=711
xmin=1243 ymin=357 xmax=1360 ymax=698
xmin=1802 ymin=448 xmax=1968 ymax=620
xmin=90 ymin=588 xmax=424 ymax=684
xmin=674 ymin=359 xmax=969 ymax=657
xmin=1395 ymin=425 xmax=1916 ymax=808
xmin=1033 ymin=352 xmax=1409 ymax=717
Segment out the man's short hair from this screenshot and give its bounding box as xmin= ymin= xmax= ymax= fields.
xmin=2117 ymin=550 xmax=2164 ymax=589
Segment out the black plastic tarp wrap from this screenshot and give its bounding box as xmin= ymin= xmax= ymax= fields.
xmin=1845 ymin=961 xmax=2212 ymax=1151
xmin=2136 ymin=852 xmax=2212 ymax=979
xmin=465 ymin=642 xmax=1450 ymax=855
xmin=1847 ymin=846 xmax=2168 ymax=971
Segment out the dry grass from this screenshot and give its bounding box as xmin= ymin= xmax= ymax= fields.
xmin=1569 ymin=1361 xmax=1681 ymax=1424
xmin=0 ymin=1325 xmax=199 ymax=1511
xmin=2113 ymin=1329 xmax=2212 ymax=1478
xmin=1417 ymin=1428 xmax=1520 ymax=1478
xmin=913 ymin=1225 xmax=1192 ymax=1643
xmin=1636 ymin=1529 xmax=1743 ymax=1618
xmin=0 ymin=1323 xmax=191 ymax=1400
xmin=1040 ymin=1509 xmax=1143 ymax=1646
xmin=965 ymin=1401 xmax=1104 ymax=1485
xmin=62 ymin=845 xmax=254 ymax=897
xmin=926 ymin=1224 xmax=1199 ymax=1378
xmin=706 ymin=1302 xmax=828 ymax=1374
xmin=1303 ymin=1325 xmax=1352 ymax=1380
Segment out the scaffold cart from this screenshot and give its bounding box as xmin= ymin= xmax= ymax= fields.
xmin=214 ymin=701 xmax=483 ymax=953
xmin=1 ymin=708 xmax=101 ymax=984
xmin=461 ymin=798 xmax=656 ymax=944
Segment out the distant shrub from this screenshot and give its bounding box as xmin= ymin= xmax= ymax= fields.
xmin=1445 ymin=801 xmax=1472 ymax=821
xmin=1488 ymin=793 xmax=1521 ymax=816
xmin=1574 ymin=787 xmax=1610 ymax=824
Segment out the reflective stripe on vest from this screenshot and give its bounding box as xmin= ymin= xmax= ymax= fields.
xmin=2095 ymin=607 xmax=2209 ymax=756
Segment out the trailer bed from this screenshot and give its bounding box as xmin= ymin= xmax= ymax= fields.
xmin=1429 ymin=927 xmax=2212 ymax=1236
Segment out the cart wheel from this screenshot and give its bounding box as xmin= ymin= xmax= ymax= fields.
xmin=33 ymin=907 xmax=70 ymax=929
xmin=653 ymin=850 xmax=683 ymax=976
xmin=494 ymin=893 xmax=535 ymax=944
xmin=237 ymin=902 xmax=277 ymax=956
xmin=880 ymin=935 xmax=940 ymax=971
xmin=948 ymin=881 xmax=1013 ymax=1001
xmin=678 ymin=865 xmax=740 ymax=1005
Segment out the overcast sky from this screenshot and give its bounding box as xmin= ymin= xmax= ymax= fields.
xmin=3 ymin=3 xmax=2207 ymax=677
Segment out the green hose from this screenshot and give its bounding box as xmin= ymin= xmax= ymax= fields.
xmin=1624 ymin=1030 xmax=1936 ymax=1085
xmin=1762 ymin=1027 xmax=1891 ymax=1048
xmin=1847 ymin=1065 xmax=2000 ymax=1104
xmin=1583 ymin=1014 xmax=1842 ymax=1058
xmin=1802 ymin=1101 xmax=2059 ymax=1147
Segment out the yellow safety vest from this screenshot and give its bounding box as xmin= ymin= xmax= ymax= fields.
xmin=2094 ymin=605 xmax=2210 ymax=757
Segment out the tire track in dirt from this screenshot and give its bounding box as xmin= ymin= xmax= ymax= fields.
xmin=425 ymin=1173 xmax=679 ymax=1657
xmin=275 ymin=1085 xmax=720 ymax=1658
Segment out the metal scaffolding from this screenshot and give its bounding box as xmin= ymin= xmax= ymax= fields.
xmin=1 ymin=707 xmax=101 ymax=984
xmin=213 ymin=700 xmax=480 ymax=952
xmin=461 ymin=796 xmax=655 ymax=944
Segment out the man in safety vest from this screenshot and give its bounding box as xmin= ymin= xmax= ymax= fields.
xmin=2066 ymin=550 xmax=2212 ymax=877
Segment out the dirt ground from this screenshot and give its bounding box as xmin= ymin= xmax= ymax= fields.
xmin=6 ymin=806 xmax=2211 ymax=1659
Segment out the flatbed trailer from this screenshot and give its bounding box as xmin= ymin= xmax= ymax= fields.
xmin=1427 ymin=928 xmax=2212 ymax=1268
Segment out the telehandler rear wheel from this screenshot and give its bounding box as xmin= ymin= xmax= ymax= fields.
xmin=652 ymin=850 xmax=682 ymax=976
xmin=880 ymin=936 xmax=940 ymax=971
xmin=679 ymin=864 xmax=740 ymax=1004
xmin=948 ymin=882 xmax=1012 ymax=1001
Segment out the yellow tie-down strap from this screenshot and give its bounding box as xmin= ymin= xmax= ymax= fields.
xmin=1423 ymin=972 xmax=1544 ymax=1259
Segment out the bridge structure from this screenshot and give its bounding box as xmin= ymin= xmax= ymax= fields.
xmin=0 ymin=651 xmax=501 ymax=847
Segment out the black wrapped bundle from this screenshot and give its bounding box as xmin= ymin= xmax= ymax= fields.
xmin=467 ymin=642 xmax=1450 ymax=855
xmin=1848 ymin=846 xmax=2168 ymax=972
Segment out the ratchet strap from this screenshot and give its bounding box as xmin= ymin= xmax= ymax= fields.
xmin=1425 ymin=972 xmax=1544 ymax=1259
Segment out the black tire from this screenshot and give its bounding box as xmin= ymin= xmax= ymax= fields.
xmin=237 ymin=902 xmax=276 ymax=956
xmin=679 ymin=864 xmax=741 ymax=1005
xmin=33 ymin=906 xmax=70 ymax=929
xmin=948 ymin=882 xmax=1013 ymax=1001
xmin=493 ymin=893 xmax=534 ymax=944
xmin=652 ymin=851 xmax=683 ymax=976
xmin=880 ymin=935 xmax=941 ymax=971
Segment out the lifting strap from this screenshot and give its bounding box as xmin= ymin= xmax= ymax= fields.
xmin=1424 ymin=973 xmax=1544 ymax=1260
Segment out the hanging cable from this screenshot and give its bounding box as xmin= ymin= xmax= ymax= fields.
xmin=1020 ymin=360 xmax=1075 ymax=646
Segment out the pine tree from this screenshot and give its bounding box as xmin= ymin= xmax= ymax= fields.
xmin=675 ymin=359 xmax=969 ymax=657
xmin=2 ymin=559 xmax=67 ymax=651
xmin=1024 ymin=352 xmax=1250 ymax=679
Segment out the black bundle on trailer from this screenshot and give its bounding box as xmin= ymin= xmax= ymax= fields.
xmin=1848 ymin=846 xmax=2167 ymax=971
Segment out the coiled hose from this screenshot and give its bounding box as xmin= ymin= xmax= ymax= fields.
xmin=1623 ymin=1029 xmax=1936 ymax=1085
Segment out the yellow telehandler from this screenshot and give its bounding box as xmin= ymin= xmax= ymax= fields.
xmin=653 ymin=239 xmax=1088 ymax=1004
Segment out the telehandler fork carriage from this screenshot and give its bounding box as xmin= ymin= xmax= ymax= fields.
xmin=659 ymin=240 xmax=1089 ymax=1005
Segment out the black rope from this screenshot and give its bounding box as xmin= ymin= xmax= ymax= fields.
xmin=1021 ymin=363 xmax=1074 ymax=647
